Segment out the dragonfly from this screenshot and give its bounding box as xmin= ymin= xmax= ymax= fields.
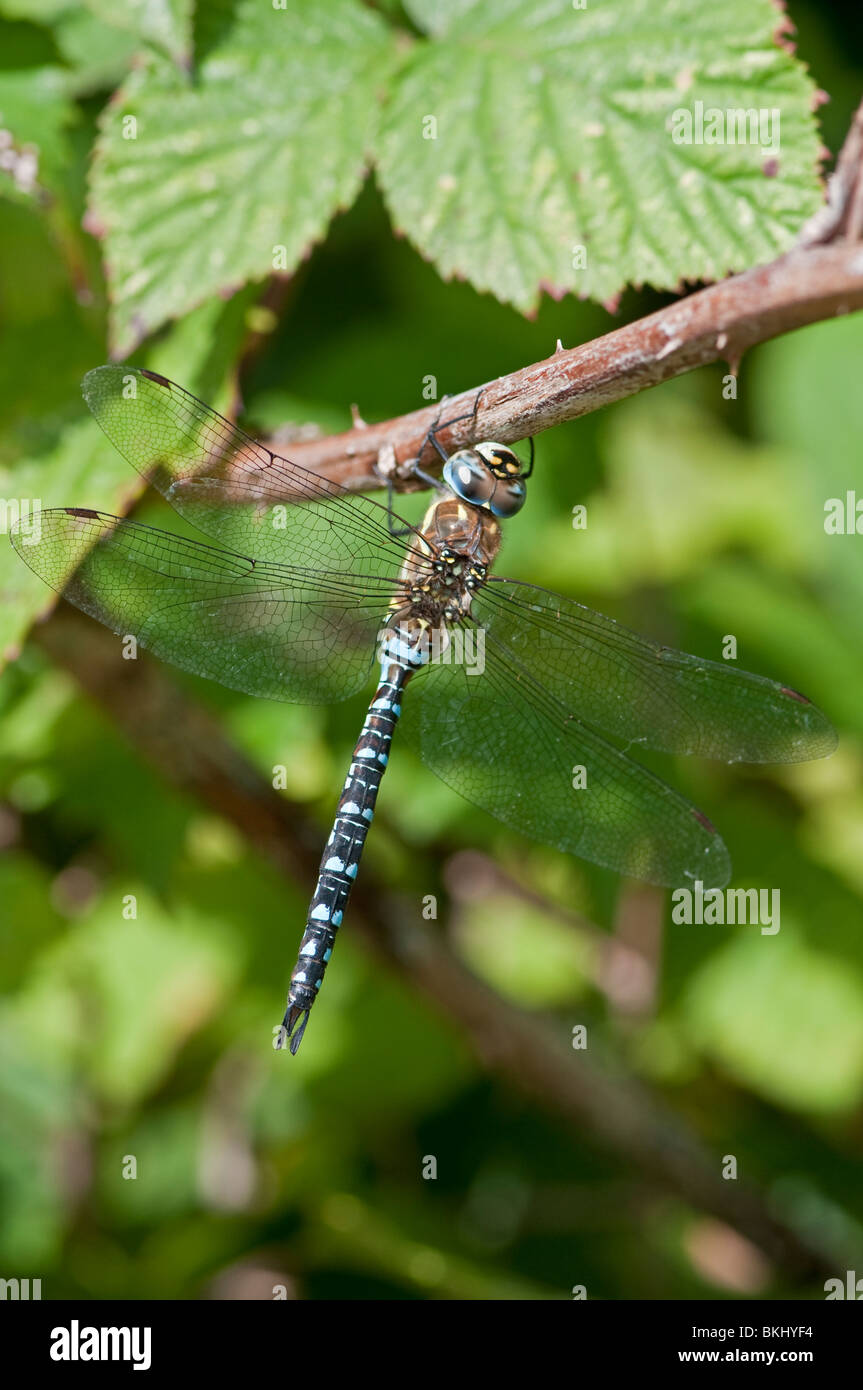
xmin=11 ymin=367 xmax=837 ymax=1052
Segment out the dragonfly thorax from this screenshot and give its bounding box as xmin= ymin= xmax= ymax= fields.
xmin=430 ymin=546 xmax=488 ymax=592
xmin=442 ymin=442 xmax=527 ymax=518
xmin=395 ymin=496 xmax=502 ymax=623
xmin=392 ymin=545 xmax=488 ymax=630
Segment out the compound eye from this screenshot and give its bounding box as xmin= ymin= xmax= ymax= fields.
xmin=488 ymin=477 xmax=526 ymax=518
xmin=443 ymin=450 xmax=496 ymax=507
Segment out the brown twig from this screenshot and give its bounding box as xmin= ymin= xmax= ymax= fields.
xmin=33 ymin=608 xmax=861 ymax=1284
xmin=267 ymin=99 xmax=863 ymax=495
xmin=799 ymin=99 xmax=863 ymax=245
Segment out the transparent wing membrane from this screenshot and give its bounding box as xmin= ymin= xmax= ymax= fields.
xmin=12 ymin=509 xmax=393 ymax=704
xmin=82 ymin=365 xmax=419 ymax=578
xmin=400 ymin=624 xmax=732 ymax=890
xmin=478 ymin=579 xmax=836 ymax=763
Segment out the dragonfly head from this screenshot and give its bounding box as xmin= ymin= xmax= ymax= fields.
xmin=442 ymin=442 xmax=530 ymax=518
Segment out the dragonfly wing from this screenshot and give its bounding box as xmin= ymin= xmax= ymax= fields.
xmin=477 ymin=579 xmax=837 ymax=763
xmin=12 ymin=509 xmax=392 ymax=704
xmin=398 ymin=626 xmax=731 ymax=889
xmin=82 ymin=365 xmax=416 ymax=579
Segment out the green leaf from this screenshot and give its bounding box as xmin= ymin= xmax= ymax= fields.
xmin=0 ymin=199 xmax=105 ymax=439
xmin=0 ymin=66 xmax=75 ymax=200
xmin=0 ymin=291 xmax=258 ymax=669
xmin=53 ymin=9 xmax=142 ymax=97
xmin=8 ymin=886 xmax=243 ymax=1104
xmin=0 ymin=0 xmax=69 ymax=21
xmin=1 ymin=416 xmax=131 ymax=666
xmin=89 ymin=0 xmax=396 ymax=353
xmin=683 ymin=930 xmax=863 ymax=1114
xmin=0 ymin=1032 xmax=76 ymax=1264
xmin=403 ymin=0 xmax=475 ymax=37
xmin=377 ymin=0 xmax=823 ymax=311
xmin=83 ymin=0 xmax=193 ymax=64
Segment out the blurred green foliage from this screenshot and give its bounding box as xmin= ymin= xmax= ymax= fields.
xmin=0 ymin=0 xmax=862 ymax=1301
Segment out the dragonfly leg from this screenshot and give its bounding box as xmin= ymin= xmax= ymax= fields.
xmin=402 ymin=391 xmax=485 ymax=494
xmin=424 ymin=391 xmax=533 ymax=479
xmin=383 ymin=476 xmax=415 ymax=538
xmin=372 ymin=445 xmax=423 ymax=535
xmin=523 ymin=435 xmax=535 ymax=478
xmin=422 ymin=389 xmax=484 ymax=466
xmin=411 ymin=464 xmax=447 ymax=491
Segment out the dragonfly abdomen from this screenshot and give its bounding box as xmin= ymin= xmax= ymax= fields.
xmin=279 ymin=659 xmax=414 ymax=1053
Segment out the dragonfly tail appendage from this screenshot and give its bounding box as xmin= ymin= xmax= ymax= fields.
xmin=279 ymin=1002 xmax=311 ymax=1055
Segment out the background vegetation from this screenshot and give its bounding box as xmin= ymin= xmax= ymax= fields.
xmin=1 ymin=0 xmax=862 ymax=1299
